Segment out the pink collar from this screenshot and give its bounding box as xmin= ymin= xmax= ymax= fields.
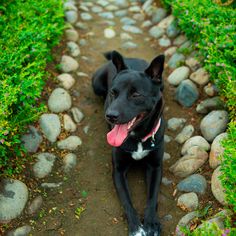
xmin=141 ymin=118 xmax=161 ymax=142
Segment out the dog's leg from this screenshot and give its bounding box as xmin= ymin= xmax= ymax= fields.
xmin=112 ymin=148 xmax=146 ymax=236
xmin=143 ymin=141 xmax=164 ymax=236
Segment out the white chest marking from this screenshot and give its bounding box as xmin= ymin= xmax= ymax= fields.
xmin=131 ymin=142 xmax=150 ymax=161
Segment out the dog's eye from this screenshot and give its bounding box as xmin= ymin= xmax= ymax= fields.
xmin=131 ymin=92 xmax=142 ymax=98
xmin=110 ymin=90 xmax=118 ymax=98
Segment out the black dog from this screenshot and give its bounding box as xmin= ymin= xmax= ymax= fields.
xmin=92 ymin=51 xmax=165 ymax=236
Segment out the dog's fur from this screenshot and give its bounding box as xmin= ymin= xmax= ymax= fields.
xmin=92 ymin=51 xmax=165 ymax=236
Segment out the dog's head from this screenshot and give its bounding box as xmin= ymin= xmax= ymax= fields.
xmin=106 ymin=51 xmax=165 ymax=147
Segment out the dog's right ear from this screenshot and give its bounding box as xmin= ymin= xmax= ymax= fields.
xmin=111 ymin=51 xmax=127 ymax=73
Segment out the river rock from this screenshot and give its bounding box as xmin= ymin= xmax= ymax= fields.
xmin=120 ymin=32 xmax=133 ymax=41
xmin=63 ymin=114 xmax=77 ymax=132
xmin=0 ymin=179 xmax=29 ymax=222
xmin=161 ymin=177 xmax=173 ymax=186
xmin=75 ymin=22 xmax=88 ymax=30
xmin=177 ymin=174 xmax=207 ymax=194
xmin=164 ymin=46 xmax=177 ymax=57
xmin=175 ymin=125 xmax=194 ymax=144
xmin=129 ymin=5 xmax=141 ymax=13
xmin=81 ymin=12 xmax=93 ymax=21
xmin=181 ymin=136 xmax=210 ymax=155
xmin=122 ymin=25 xmax=143 ymax=34
xmin=179 ymin=40 xmax=192 ymax=51
xmin=158 ymin=36 xmax=171 ymax=47
xmin=167 ymin=118 xmax=186 ymax=131
xmin=209 ymin=133 xmax=227 ymax=169
xmin=149 ymin=26 xmax=164 ymax=38
xmin=166 ymin=20 xmax=180 ymax=38
xmin=115 ymin=9 xmax=128 ymax=17
xmin=167 ymin=66 xmax=190 ymax=86
xmin=48 ymin=88 xmax=72 ymax=113
xmin=106 ymin=5 xmax=119 ymax=11
xmin=173 ymin=34 xmax=187 ymax=46
xmin=65 ymin=10 xmax=78 ymax=24
xmin=7 ymin=225 xmax=32 ymax=236
xmin=168 ymin=53 xmax=185 ymax=68
xmin=164 ymin=134 xmax=172 ymax=143
xmin=169 ymin=146 xmax=208 ymax=178
xmin=71 ymin=107 xmax=84 ymax=123
xmin=196 ymin=97 xmax=224 ymax=114
xmin=65 ymin=29 xmax=79 ymax=42
xmin=104 ymin=28 xmax=116 ymax=38
xmin=157 ymin=15 xmax=175 ymax=29
xmin=190 ymin=68 xmax=209 ymax=86
xmin=63 ymin=153 xmax=77 ymax=173
xmin=142 ymin=0 xmax=154 ymax=13
xmin=141 ymin=20 xmax=152 ymax=28
xmin=27 ymin=196 xmax=43 ymax=215
xmin=99 ymin=12 xmax=114 ymax=19
xmin=163 ymin=152 xmax=171 ymax=161
xmin=63 ymin=2 xmax=77 ymax=11
xmin=200 ymin=110 xmax=228 ymax=142
xmin=177 ymin=192 xmax=199 ymax=211
xmin=122 ymin=41 xmax=138 ymax=49
xmin=211 ymin=166 xmax=227 ymax=205
xmin=120 ymin=17 xmax=136 ymax=25
xmin=151 ymin=8 xmax=167 ymax=23
xmin=185 ymin=57 xmax=201 ymax=71
xmin=133 ymin=13 xmax=145 ymax=21
xmin=67 ymin=41 xmax=81 ymax=57
xmin=79 ymin=5 xmax=89 ymax=12
xmin=175 ymin=79 xmax=199 ymax=107
xmin=57 ymin=136 xmax=82 ymax=151
xmin=57 ymin=73 xmax=75 ymax=90
xmin=204 ymin=84 xmax=218 ymax=97
xmin=39 ymin=114 xmax=61 ymax=142
xmin=41 ymin=182 xmax=62 ymax=188
xmin=21 ymin=126 xmax=42 ymax=153
xmin=60 ymin=55 xmax=79 ymax=72
xmin=33 ymin=153 xmax=56 ymax=178
xmin=115 ymin=0 xmax=129 ymax=7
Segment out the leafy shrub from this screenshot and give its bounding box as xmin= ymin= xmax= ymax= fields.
xmin=0 ymin=0 xmax=64 ymax=175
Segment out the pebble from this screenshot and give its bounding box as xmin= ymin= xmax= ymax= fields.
xmin=167 ymin=118 xmax=186 ymax=131
xmin=157 ymin=15 xmax=175 ymax=29
xmin=21 ymin=126 xmax=42 ymax=153
xmin=65 ymin=29 xmax=79 ymax=42
xmin=164 ymin=134 xmax=172 ymax=143
xmin=57 ymin=136 xmax=82 ymax=151
xmin=120 ymin=17 xmax=136 ymax=25
xmin=65 ymin=10 xmax=78 ymax=24
xmin=173 ymin=34 xmax=187 ymax=46
xmin=57 ymin=73 xmax=75 ymax=90
xmin=71 ymin=107 xmax=84 ymax=123
xmin=175 ymin=79 xmax=199 ymax=107
xmin=204 ymin=84 xmax=218 ymax=97
xmin=196 ymin=96 xmax=224 ymax=114
xmin=99 ymin=12 xmax=114 ymax=19
xmin=121 ymin=41 xmax=138 ymax=49
xmin=129 ymin=5 xmax=142 ymax=13
xmin=41 ymin=182 xmax=63 ymax=188
xmin=162 ymin=177 xmax=173 ymax=186
xmin=91 ymin=6 xmax=103 ymax=13
xmin=115 ymin=9 xmax=128 ymax=17
xmin=106 ymin=5 xmax=119 ymax=11
xmin=169 ymin=146 xmax=208 ymax=177
xmin=141 ymin=20 xmax=153 ymax=28
xmin=190 ymin=68 xmax=210 ymax=86
xmin=75 ymin=22 xmax=88 ymax=30
xmin=179 ymin=40 xmax=192 ymax=51
xmin=77 ymin=71 xmax=89 ymax=77
xmin=104 ymin=28 xmax=116 ymax=38
xmin=209 ymin=133 xmax=227 ymax=169
xmin=60 ymin=55 xmax=79 ymax=72
xmin=39 ymin=114 xmax=61 ymax=142
xmin=122 ymin=25 xmax=143 ymax=34
xmin=27 ymin=196 xmax=43 ymax=215
xmin=177 ymin=174 xmax=207 ymax=194
xmin=177 ymin=192 xmax=199 ymax=211
xmin=63 ymin=2 xmax=77 ymax=11
xmin=79 ymin=39 xmax=87 ymax=46
xmin=158 ymin=36 xmax=171 ymax=47
xmin=162 ymin=214 xmax=173 ymax=221
xmin=167 ymin=66 xmax=190 ymax=86
xmin=80 ymin=12 xmax=93 ymax=21
xmin=79 ymin=5 xmax=89 ymax=12
xmin=48 ymin=88 xmax=72 ymax=113
xmin=200 ymin=110 xmax=228 ymax=142
xmin=166 ymin=20 xmax=180 ymax=38
xmin=175 ymin=125 xmax=194 ymax=144
xmin=185 ymin=57 xmax=201 ymax=71
xmin=33 ymin=153 xmax=56 ymax=178
xmin=181 ymin=135 xmax=210 ymax=155
xmin=63 ymin=153 xmax=77 ymax=173
xmin=163 ymin=152 xmax=171 ymax=161
xmin=211 ymin=166 xmax=227 ymax=205
xmin=164 ymin=46 xmax=177 ymax=57
xmin=133 ymin=13 xmax=145 ymax=21
xmin=67 ymin=41 xmax=81 ymax=57
xmin=151 ymin=8 xmax=167 ymax=23
xmin=120 ymin=32 xmax=133 ymax=41
xmin=97 ymin=0 xmax=109 ymax=7
xmin=7 ymin=225 xmax=32 ymax=236
xmin=63 ymin=115 xmax=76 ymax=133
xmin=0 ymin=179 xmax=29 ymax=222
xmin=167 ymin=52 xmax=185 ymax=68
xmin=149 ymin=26 xmax=164 ymax=38
xmin=115 ymin=0 xmax=129 ymax=8
xmin=142 ymin=0 xmax=154 ymax=13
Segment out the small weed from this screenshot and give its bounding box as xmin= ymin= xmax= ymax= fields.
xmin=75 ymin=206 xmax=86 ymax=220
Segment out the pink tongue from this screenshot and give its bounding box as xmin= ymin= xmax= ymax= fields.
xmin=107 ymin=124 xmax=128 ymax=147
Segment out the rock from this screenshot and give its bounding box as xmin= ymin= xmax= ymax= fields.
xmin=149 ymin=26 xmax=164 ymax=38
xmin=163 ymin=152 xmax=171 ymax=161
xmin=162 ymin=214 xmax=173 ymax=221
xmin=179 ymin=40 xmax=192 ymax=51
xmin=167 ymin=66 xmax=190 ymax=86
xmin=104 ymin=28 xmax=116 ymax=38
xmin=211 ymin=166 xmax=227 ymax=205
xmin=157 ymin=15 xmax=175 ymax=29
xmin=209 ymin=133 xmax=227 ymax=169
xmin=57 ymin=136 xmax=82 ymax=151
xmin=0 ymin=179 xmax=29 ymax=222
xmin=67 ymin=41 xmax=81 ymax=57
xmin=122 ymin=25 xmax=143 ymax=34
xmin=63 ymin=153 xmax=77 ymax=173
xmin=79 ymin=5 xmax=89 ymax=12
xmin=102 ymin=20 xmax=116 ymax=26
xmin=71 ymin=107 xmax=84 ymax=123
xmin=129 ymin=5 xmax=141 ymax=13
xmin=133 ymin=13 xmax=145 ymax=21
xmin=151 ymin=8 xmax=167 ymax=23
xmin=65 ymin=29 xmax=79 ymax=42
xmin=177 ymin=192 xmax=199 ymax=211
xmin=21 ymin=126 xmax=42 ymax=153
xmin=41 ymin=182 xmax=63 ymax=188
xmin=39 ymin=114 xmax=61 ymax=142
xmin=65 ymin=10 xmax=78 ymax=24
xmin=79 ymin=39 xmax=87 ymax=46
xmin=106 ymin=5 xmax=119 ymax=11
xmin=164 ymin=46 xmax=177 ymax=57
xmin=48 ymin=88 xmax=72 ymax=113
xmin=196 ymin=97 xmax=224 ymax=114
xmin=121 ymin=41 xmax=138 ymax=49
xmin=190 ymin=68 xmax=210 ymax=86
xmin=99 ymin=12 xmax=114 ymax=19
xmin=80 ymin=12 xmax=93 ymax=21
xmin=175 ymin=125 xmax=194 ymax=144
xmin=142 ymin=0 xmax=154 ymax=12
xmin=204 ymin=84 xmax=218 ymax=97
xmin=167 ymin=118 xmax=186 ymax=131
xmin=169 ymin=146 xmax=208 ymax=178
xmin=33 ymin=153 xmax=56 ymax=178
xmin=63 ymin=114 xmax=77 ymax=132
xmin=164 ymin=134 xmax=172 ymax=143
xmin=158 ymin=36 xmax=171 ymax=47
xmin=141 ymin=20 xmax=152 ymax=28
xmin=185 ymin=57 xmax=201 ymax=71
xmin=91 ymin=6 xmax=103 ymax=13
xmin=115 ymin=0 xmax=128 ymax=7
xmin=162 ymin=177 xmax=173 ymax=186
xmin=7 ymin=225 xmax=32 ymax=236
xmin=181 ymin=136 xmax=210 ymax=155
xmin=115 ymin=9 xmax=128 ymax=17
xmin=63 ymin=2 xmax=77 ymax=11
xmin=166 ymin=20 xmax=180 ymax=38
xmin=200 ymin=110 xmax=228 ymax=142
xmin=120 ymin=32 xmax=133 ymax=41
xmin=120 ymin=17 xmax=136 ymax=25
xmin=75 ymin=22 xmax=88 ymax=30
xmin=27 ymin=196 xmax=43 ymax=215
xmin=57 ymin=73 xmax=75 ymax=90
xmin=60 ymin=55 xmax=79 ymax=72
xmin=168 ymin=53 xmax=185 ymax=68
xmin=97 ymin=0 xmax=109 ymax=7
xmin=173 ymin=34 xmax=187 ymax=46
xmin=175 ymin=79 xmax=199 ymax=107
xmin=177 ymin=174 xmax=207 ymax=194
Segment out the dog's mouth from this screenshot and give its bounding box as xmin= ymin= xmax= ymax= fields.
xmin=107 ymin=113 xmax=146 ymax=147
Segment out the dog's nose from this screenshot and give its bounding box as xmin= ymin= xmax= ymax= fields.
xmin=106 ymin=111 xmax=119 ymax=123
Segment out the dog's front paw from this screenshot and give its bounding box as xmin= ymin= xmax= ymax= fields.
xmin=129 ymin=226 xmax=146 ymax=236
xmin=144 ymin=218 xmax=161 ymax=236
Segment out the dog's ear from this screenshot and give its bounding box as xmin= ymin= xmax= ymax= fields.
xmin=111 ymin=50 xmax=127 ymax=73
xmin=145 ymin=55 xmax=165 ymax=83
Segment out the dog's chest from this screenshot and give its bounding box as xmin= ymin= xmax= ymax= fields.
xmin=131 ymin=142 xmax=150 ymax=160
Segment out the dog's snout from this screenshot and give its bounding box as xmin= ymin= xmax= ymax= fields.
xmin=106 ymin=111 xmax=119 ymax=123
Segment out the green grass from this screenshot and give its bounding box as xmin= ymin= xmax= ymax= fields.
xmin=0 ymin=0 xmax=64 ymax=176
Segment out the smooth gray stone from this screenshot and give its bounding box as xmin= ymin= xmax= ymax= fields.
xmin=149 ymin=25 xmax=164 ymax=38
xmin=122 ymin=25 xmax=143 ymax=34
xmin=121 ymin=41 xmax=138 ymax=49
xmin=80 ymin=12 xmax=93 ymax=21
xmin=7 ymin=225 xmax=31 ymax=236
xmin=151 ymin=8 xmax=167 ymax=23
xmin=27 ymin=196 xmax=43 ymax=215
xmin=57 ymin=136 xmax=82 ymax=151
xmin=115 ymin=9 xmax=128 ymax=17
xmin=196 ymin=97 xmax=224 ymax=114
xmin=120 ymin=17 xmax=136 ymax=25
xmin=166 ymin=20 xmax=180 ymax=38
xmin=168 ymin=53 xmax=185 ymax=68
xmin=99 ymin=12 xmax=114 ymax=19
xmin=167 ymin=117 xmax=186 ymax=131
xmin=65 ymin=10 xmax=78 ymax=24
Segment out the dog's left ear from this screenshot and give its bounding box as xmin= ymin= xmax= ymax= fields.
xmin=145 ymin=55 xmax=165 ymax=83
xmin=111 ymin=50 xmax=127 ymax=73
